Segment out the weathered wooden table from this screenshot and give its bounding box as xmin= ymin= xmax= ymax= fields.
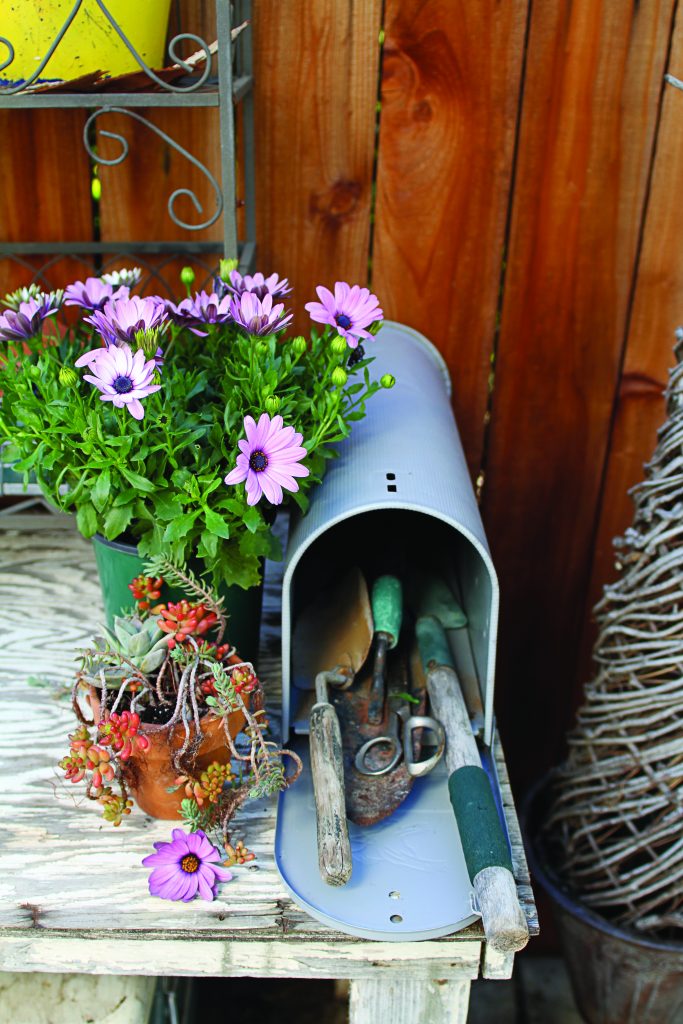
xmin=0 ymin=520 xmax=538 ymax=1024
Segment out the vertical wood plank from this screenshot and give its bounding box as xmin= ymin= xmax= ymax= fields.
xmin=252 ymin=0 xmax=383 ymax=330
xmin=481 ymin=0 xmax=675 ymax=786
xmin=579 ymin=11 xmax=683 ymax=684
xmin=349 ymin=978 xmax=472 ymax=1024
xmin=372 ymin=0 xmax=528 ymax=476
xmin=96 ymin=0 xmax=221 ymax=297
xmin=0 ymin=110 xmax=94 ymax=294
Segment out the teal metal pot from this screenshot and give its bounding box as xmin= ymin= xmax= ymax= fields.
xmin=92 ymin=534 xmax=264 ymax=664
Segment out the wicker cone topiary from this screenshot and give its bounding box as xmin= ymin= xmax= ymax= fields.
xmin=543 ymin=333 xmax=683 ymax=938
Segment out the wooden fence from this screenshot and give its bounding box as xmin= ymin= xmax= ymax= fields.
xmin=3 ymin=0 xmax=683 ymax=790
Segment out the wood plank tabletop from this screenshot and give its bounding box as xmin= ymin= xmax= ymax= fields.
xmin=0 ymin=519 xmax=537 ymax=980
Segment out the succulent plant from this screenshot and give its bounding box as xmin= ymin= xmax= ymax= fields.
xmin=100 ymin=615 xmax=170 ymax=677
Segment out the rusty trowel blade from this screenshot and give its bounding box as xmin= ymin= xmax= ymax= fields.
xmin=293 ymin=567 xmax=373 ymax=690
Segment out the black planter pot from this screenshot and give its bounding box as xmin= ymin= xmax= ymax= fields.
xmin=523 ymin=779 xmax=683 ymax=1024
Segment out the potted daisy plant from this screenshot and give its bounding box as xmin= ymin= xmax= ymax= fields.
xmin=0 ymin=262 xmax=392 ymax=658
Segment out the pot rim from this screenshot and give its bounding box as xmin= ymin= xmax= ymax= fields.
xmin=524 ymin=775 xmax=683 ymax=954
xmin=93 ymin=533 xmax=138 ymax=556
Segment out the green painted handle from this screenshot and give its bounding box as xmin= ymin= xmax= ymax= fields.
xmin=448 ymin=765 xmax=513 ymax=880
xmin=371 ymin=575 xmax=402 ymax=648
xmin=416 ymin=614 xmax=454 ymax=670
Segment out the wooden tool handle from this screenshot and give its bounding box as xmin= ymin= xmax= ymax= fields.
xmin=309 ymin=701 xmax=352 ymax=887
xmin=417 ymin=616 xmax=529 ymax=953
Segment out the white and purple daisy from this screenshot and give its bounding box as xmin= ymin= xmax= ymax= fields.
xmin=227 ymin=270 xmax=292 ymax=301
xmin=166 ymin=290 xmax=233 ymax=336
xmin=79 ymin=343 xmax=160 ymax=420
xmin=101 ymin=266 xmax=142 ymax=288
xmin=0 ymin=294 xmax=61 ymax=342
xmin=85 ymin=295 xmax=168 ymax=346
xmin=3 ymin=283 xmax=43 ymax=310
xmin=229 ymin=292 xmax=293 ymax=338
xmin=225 ymin=413 xmax=309 ymax=506
xmin=64 ymin=276 xmax=129 ymax=312
xmin=305 ymin=282 xmax=383 ymax=347
xmin=142 ymin=828 xmax=232 ymax=902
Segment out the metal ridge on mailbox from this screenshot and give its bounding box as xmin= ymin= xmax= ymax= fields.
xmin=275 ymin=322 xmax=528 ymax=950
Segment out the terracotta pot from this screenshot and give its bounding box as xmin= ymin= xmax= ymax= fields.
xmin=88 ymin=662 xmax=249 ymax=820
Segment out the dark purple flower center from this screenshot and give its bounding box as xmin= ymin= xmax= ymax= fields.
xmin=335 ymin=313 xmax=352 ymax=330
xmin=180 ymin=854 xmax=200 ymax=874
xmin=249 ymin=450 xmax=268 ymax=472
xmin=113 ymin=375 xmax=134 ymax=394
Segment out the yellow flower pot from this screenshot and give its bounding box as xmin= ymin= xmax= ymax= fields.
xmin=2 ymin=0 xmax=173 ymax=84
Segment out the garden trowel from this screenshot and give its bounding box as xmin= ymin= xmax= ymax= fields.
xmin=292 ymin=567 xmax=373 ymax=886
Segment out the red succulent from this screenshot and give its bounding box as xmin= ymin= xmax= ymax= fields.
xmin=157 ymin=600 xmax=218 ymax=649
xmin=98 ymin=710 xmax=150 ymax=760
xmin=128 ymin=574 xmax=164 ymax=611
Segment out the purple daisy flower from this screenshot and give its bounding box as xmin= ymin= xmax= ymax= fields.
xmin=64 ymin=276 xmax=129 ymax=312
xmin=0 ymin=295 xmax=60 ymax=342
xmin=85 ymin=296 xmax=168 ymax=346
xmin=225 ymin=413 xmax=309 ymax=506
xmin=166 ymin=290 xmax=233 ymax=336
xmin=80 ymin=343 xmax=160 ymax=420
xmin=142 ymin=828 xmax=232 ymax=902
xmin=305 ymin=282 xmax=383 ymax=347
xmin=227 ymin=270 xmax=292 ymax=301
xmin=229 ymin=292 xmax=293 ymax=338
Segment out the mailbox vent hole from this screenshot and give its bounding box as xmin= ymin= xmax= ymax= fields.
xmin=389 ymin=891 xmax=401 ymax=900
xmin=386 ymin=472 xmax=396 ymax=480
xmin=387 ymin=484 xmax=397 ymax=492
xmin=390 ymin=914 xmax=403 ymax=924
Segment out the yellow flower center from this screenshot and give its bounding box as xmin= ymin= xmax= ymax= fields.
xmin=181 ymin=854 xmax=200 ymax=874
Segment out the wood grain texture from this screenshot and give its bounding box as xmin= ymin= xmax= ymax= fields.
xmin=372 ymin=0 xmax=528 ymax=476
xmin=0 ymin=521 xmax=536 ymax=976
xmin=579 ymin=11 xmax=683 ymax=685
xmin=349 ymin=978 xmax=472 ymax=1024
xmin=252 ymin=0 xmax=383 ymax=331
xmin=0 ymin=110 xmax=94 ymax=294
xmin=96 ymin=0 xmax=221 ymax=295
xmin=481 ymin=0 xmax=676 ymax=787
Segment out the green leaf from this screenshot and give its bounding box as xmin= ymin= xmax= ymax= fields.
xmin=120 ymin=467 xmax=156 ymax=493
xmin=154 ymin=494 xmax=184 ymax=521
xmin=90 ymin=468 xmax=111 ymax=513
xmin=243 ymin=505 xmax=262 ymax=534
xmin=76 ymin=503 xmax=98 ymax=538
xmin=203 ymin=508 xmax=231 ymax=539
xmin=103 ymin=503 xmax=134 ymax=540
xmin=163 ymin=511 xmax=199 ymax=542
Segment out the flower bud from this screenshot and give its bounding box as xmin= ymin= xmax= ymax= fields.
xmin=368 ymin=319 xmax=383 ymax=336
xmin=330 ymin=335 xmax=347 ymax=356
xmin=291 ymin=336 xmax=307 ymax=356
xmin=91 ymin=177 xmax=102 ymax=202
xmin=134 ymin=327 xmax=161 ymax=358
xmin=331 ymin=367 xmax=348 ymax=388
xmin=380 ymin=373 xmax=396 ymax=389
xmin=27 ymin=364 xmax=42 ymax=381
xmin=180 ymin=266 xmax=195 ymax=287
xmin=264 ymin=394 xmax=281 ymax=415
xmin=219 ymin=257 xmax=239 ymax=281
xmin=255 ymin=340 xmax=269 ymax=357
xmin=59 ymin=366 xmax=78 ymax=388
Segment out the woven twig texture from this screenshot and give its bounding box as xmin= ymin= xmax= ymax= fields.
xmin=545 ymin=341 xmax=683 ymax=936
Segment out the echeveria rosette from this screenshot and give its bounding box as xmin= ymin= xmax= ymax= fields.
xmin=226 ymin=270 xmax=292 ymax=301
xmin=305 ymin=282 xmax=383 ymax=347
xmin=229 ymin=292 xmax=293 ymax=338
xmin=79 ymin=343 xmax=161 ymax=420
xmin=225 ymin=413 xmax=309 ymax=506
xmin=64 ymin=277 xmax=129 ymax=312
xmin=85 ymin=295 xmax=168 ymax=346
xmin=0 ymin=294 xmax=61 ymax=342
xmin=166 ymin=291 xmax=233 ymax=337
xmin=142 ymin=828 xmax=232 ymax=902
